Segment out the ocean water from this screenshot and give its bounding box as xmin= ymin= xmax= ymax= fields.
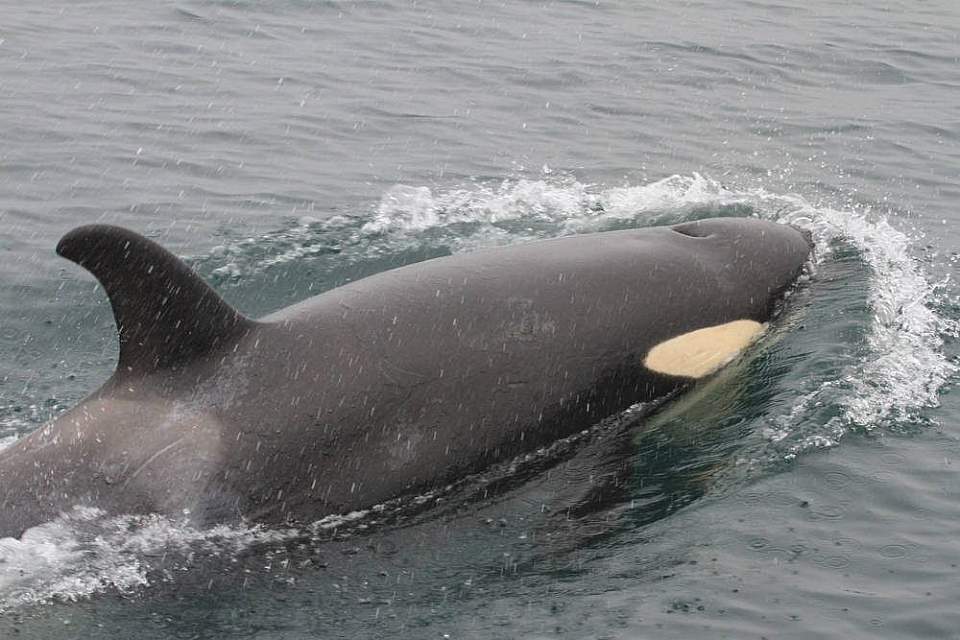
xmin=0 ymin=1 xmax=958 ymax=637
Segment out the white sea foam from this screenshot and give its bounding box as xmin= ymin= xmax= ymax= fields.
xmin=198 ymin=174 xmax=756 ymax=281
xmin=0 ymin=433 xmax=19 ymax=452
xmin=362 ymin=179 xmax=598 ymax=234
xmin=749 ymin=190 xmax=956 ymax=456
xmin=0 ymin=507 xmax=298 ymax=611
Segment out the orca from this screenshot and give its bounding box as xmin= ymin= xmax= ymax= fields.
xmin=0 ymin=217 xmax=812 ymax=538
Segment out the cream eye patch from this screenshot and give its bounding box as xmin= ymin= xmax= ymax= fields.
xmin=644 ymin=320 xmax=766 ymax=378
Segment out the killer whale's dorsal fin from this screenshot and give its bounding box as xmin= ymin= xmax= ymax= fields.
xmin=57 ymin=225 xmax=253 ymax=377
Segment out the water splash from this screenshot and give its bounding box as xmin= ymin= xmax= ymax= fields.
xmin=752 ymin=192 xmax=956 ymax=456
xmin=192 ymin=174 xmax=735 ymax=283
xmin=0 ymin=507 xmax=298 ymax=611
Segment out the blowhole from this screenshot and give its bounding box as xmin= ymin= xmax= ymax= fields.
xmin=671 ymin=223 xmax=712 ymax=239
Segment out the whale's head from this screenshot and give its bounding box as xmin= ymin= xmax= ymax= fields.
xmin=670 ymin=216 xmax=813 ymax=304
xmin=635 ymin=217 xmax=814 ymax=380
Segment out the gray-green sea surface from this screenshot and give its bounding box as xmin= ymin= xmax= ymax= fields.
xmin=0 ymin=1 xmax=958 ymax=638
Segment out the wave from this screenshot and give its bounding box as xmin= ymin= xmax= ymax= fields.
xmin=0 ymin=506 xmax=298 ymax=611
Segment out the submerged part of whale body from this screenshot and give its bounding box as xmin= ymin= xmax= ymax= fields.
xmin=0 ymin=217 xmax=812 ymax=538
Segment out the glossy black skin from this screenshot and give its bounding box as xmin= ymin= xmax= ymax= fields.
xmin=0 ymin=218 xmax=812 ymax=538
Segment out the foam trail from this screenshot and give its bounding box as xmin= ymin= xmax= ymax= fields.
xmin=0 ymin=507 xmax=298 ymax=611
xmin=766 ymin=201 xmax=957 ymax=457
